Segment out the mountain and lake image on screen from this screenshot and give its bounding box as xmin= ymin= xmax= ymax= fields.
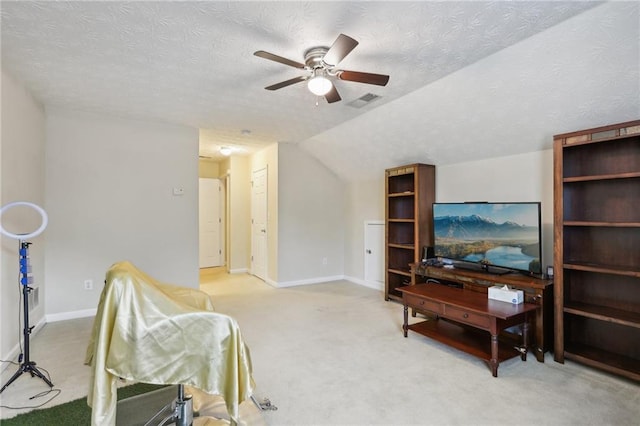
xmin=433 ymin=202 xmax=542 ymax=274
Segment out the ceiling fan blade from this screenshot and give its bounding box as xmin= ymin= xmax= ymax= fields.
xmin=264 ymin=76 xmax=307 ymax=91
xmin=338 ymin=70 xmax=390 ymax=86
xmin=322 ymin=34 xmax=358 ymax=66
xmin=254 ymin=50 xmax=305 ymax=69
xmin=324 ymin=84 xmax=341 ymax=103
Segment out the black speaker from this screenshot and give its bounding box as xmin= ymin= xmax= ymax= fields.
xmin=422 ymin=246 xmax=435 ymax=261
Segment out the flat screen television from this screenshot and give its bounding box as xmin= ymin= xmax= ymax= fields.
xmin=432 ymin=202 xmax=542 ymax=275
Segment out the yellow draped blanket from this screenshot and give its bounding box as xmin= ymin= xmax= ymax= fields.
xmin=85 ymin=261 xmax=254 ymax=425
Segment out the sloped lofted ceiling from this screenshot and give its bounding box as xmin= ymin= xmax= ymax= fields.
xmin=2 ymin=1 xmax=638 ymax=181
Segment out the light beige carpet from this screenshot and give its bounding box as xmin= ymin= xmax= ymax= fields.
xmin=2 ymin=270 xmax=639 ymax=425
xmin=202 ymin=274 xmax=640 ymax=426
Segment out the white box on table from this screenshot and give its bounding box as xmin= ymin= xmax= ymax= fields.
xmin=488 ymin=285 xmax=524 ymax=304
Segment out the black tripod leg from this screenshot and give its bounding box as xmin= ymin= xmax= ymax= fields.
xmin=0 ymin=367 xmax=26 ymax=394
xmin=0 ymin=362 xmax=54 ymax=394
xmin=25 ymin=362 xmax=54 ymax=388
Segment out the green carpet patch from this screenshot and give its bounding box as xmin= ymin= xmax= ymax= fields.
xmin=2 ymin=383 xmax=166 ymax=426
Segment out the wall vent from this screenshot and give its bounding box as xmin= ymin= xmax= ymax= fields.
xmin=347 ymin=93 xmax=381 ymax=108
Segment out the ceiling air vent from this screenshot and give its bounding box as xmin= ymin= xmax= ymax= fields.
xmin=347 ymin=93 xmax=381 ymax=109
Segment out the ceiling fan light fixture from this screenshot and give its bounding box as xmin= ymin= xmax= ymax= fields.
xmin=307 ymin=72 xmax=332 ymax=96
xmin=256 ymin=34 xmax=389 ymax=103
xmin=219 ymin=146 xmax=232 ymax=156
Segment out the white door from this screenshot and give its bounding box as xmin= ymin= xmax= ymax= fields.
xmin=199 ymin=178 xmax=222 ymax=268
xmin=364 ymin=221 xmax=385 ymax=286
xmin=251 ymin=167 xmax=268 ymax=280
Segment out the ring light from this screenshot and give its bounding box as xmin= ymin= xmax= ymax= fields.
xmin=0 ymin=201 xmax=48 ymax=240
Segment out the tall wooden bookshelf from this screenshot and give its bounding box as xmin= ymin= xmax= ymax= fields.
xmin=385 ymin=163 xmax=435 ymax=301
xmin=553 ymin=119 xmax=640 ymax=381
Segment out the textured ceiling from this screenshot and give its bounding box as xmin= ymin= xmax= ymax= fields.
xmin=2 ymin=1 xmax=638 ymax=180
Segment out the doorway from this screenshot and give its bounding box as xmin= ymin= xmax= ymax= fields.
xmin=199 ymin=178 xmax=224 ymax=268
xmin=251 ymin=167 xmax=267 ymax=281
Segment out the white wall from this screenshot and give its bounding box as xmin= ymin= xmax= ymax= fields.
xmin=228 ymin=155 xmax=251 ymax=273
xmin=343 ymin=150 xmax=554 ymax=285
xmin=436 ymin=150 xmax=554 ymax=270
xmin=44 ymin=108 xmax=199 ymax=319
xmin=198 ymin=158 xmax=220 ymax=178
xmin=344 ymin=179 xmax=384 ymax=284
xmin=0 ymin=70 xmax=46 ymax=362
xmin=277 ymin=143 xmax=345 ymax=285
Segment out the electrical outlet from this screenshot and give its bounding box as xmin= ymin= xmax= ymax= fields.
xmin=84 ymin=279 xmax=93 ymax=290
xmin=322 ymin=257 xmax=328 ymax=265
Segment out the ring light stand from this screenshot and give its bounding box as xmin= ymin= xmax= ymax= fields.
xmin=0 ymin=201 xmax=54 ymax=394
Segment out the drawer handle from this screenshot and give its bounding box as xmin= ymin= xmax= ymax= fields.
xmin=463 ymin=313 xmax=469 ymax=319
xmin=420 ymin=301 xmax=425 ymax=305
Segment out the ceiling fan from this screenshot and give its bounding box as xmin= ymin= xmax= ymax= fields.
xmin=254 ymin=34 xmax=389 ymax=104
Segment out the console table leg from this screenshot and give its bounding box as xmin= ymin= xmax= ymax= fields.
xmin=534 ymin=305 xmax=544 ymax=363
xmin=521 ymin=316 xmax=530 ymax=362
xmin=403 ymin=305 xmax=408 ymax=337
xmin=490 ymin=334 xmax=499 ymax=377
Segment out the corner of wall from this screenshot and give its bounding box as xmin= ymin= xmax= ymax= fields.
xmin=1 ymin=69 xmax=47 ymax=362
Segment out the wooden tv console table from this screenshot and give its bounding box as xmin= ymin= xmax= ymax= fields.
xmin=410 ymin=263 xmax=553 ymax=362
xmin=399 ymin=284 xmax=539 ymax=377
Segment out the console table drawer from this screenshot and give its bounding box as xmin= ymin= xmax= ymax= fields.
xmin=404 ymin=294 xmax=443 ymax=314
xmin=444 ymin=305 xmax=491 ymax=329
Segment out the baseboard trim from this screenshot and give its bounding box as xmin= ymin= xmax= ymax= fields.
xmin=264 ymin=277 xmax=278 ymax=288
xmin=266 ymin=275 xmax=384 ymax=290
xmin=344 ymin=275 xmax=384 ymax=291
xmin=275 ymin=275 xmax=345 ymax=288
xmin=229 ymin=268 xmax=248 ymax=274
xmin=46 ymin=308 xmax=96 ymax=323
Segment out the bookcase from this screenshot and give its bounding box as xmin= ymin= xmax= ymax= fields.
xmin=385 ymin=163 xmax=435 ymax=301
xmin=553 ymin=119 xmax=640 ymax=381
